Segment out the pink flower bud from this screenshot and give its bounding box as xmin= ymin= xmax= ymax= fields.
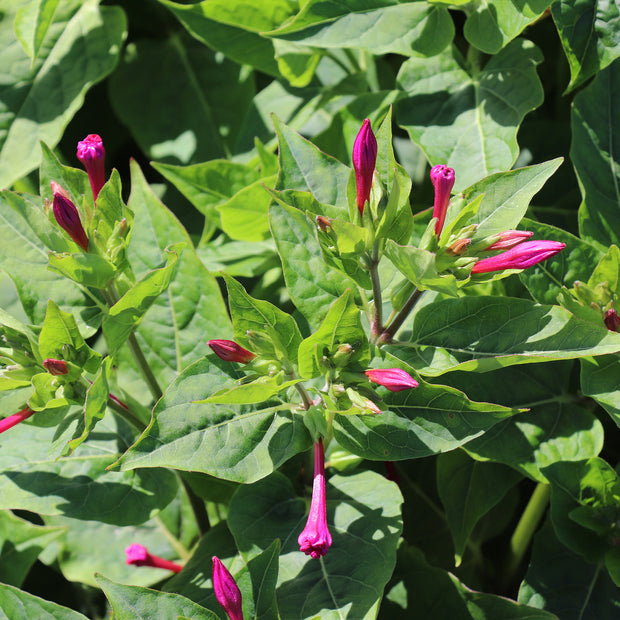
xmin=0 ymin=408 xmax=34 ymax=434
xmin=352 ymin=119 xmax=377 ymax=217
xmin=208 ymin=340 xmax=255 ymax=363
xmin=124 ymin=544 xmax=182 ymax=573
xmin=212 ymin=556 xmax=244 ymax=620
xmin=52 ymin=187 xmax=89 ymax=251
xmin=471 ymin=240 xmax=566 ymax=274
xmin=604 ymin=309 xmax=620 ymax=332
xmin=76 ymin=134 xmax=106 ymax=200
xmin=43 ymin=358 xmax=68 ymax=375
xmin=365 ymin=368 xmax=419 ymax=392
xmin=430 ymin=164 xmax=455 ymax=237
xmin=298 ymin=438 xmax=332 ymax=559
xmin=484 ymin=230 xmax=534 ymax=251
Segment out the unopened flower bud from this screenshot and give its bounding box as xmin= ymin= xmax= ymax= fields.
xmin=430 ymin=165 xmax=455 ymax=237
xmin=352 ymin=119 xmax=377 ymax=217
xmin=316 ymin=215 xmax=332 ymax=232
xmin=447 ymin=238 xmax=471 ymax=255
xmin=208 ymin=339 xmax=255 ymax=364
xmin=125 ymin=543 xmax=183 ymax=573
xmin=484 ymin=230 xmax=533 ymax=251
xmin=212 ymin=556 xmax=244 ymax=620
xmin=51 ymin=186 xmax=89 ymax=251
xmin=471 ymin=240 xmax=566 ymax=274
xmin=604 ymin=309 xmax=620 ymax=332
xmin=42 ymin=358 xmax=68 ymax=376
xmin=365 ymin=368 xmax=419 ymax=392
xmin=77 ymin=134 xmax=106 ymax=200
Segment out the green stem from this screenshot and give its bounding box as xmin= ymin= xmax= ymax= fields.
xmin=178 ymin=473 xmax=211 ymax=537
xmin=106 ymin=396 xmax=145 ymax=432
xmin=295 ymin=382 xmax=314 ymax=410
xmin=369 ymin=246 xmax=383 ymax=340
xmin=379 ymin=288 xmax=424 ymax=343
xmin=503 ymin=482 xmax=550 ymax=588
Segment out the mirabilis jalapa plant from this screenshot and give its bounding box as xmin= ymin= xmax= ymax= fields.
xmin=1 ymin=113 xmax=620 ymax=618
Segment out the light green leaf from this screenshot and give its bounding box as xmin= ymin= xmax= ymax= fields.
xmin=227 ymin=470 xmax=403 ymax=620
xmin=266 ymin=0 xmax=454 ymax=58
xmin=14 ymin=0 xmax=61 ymax=63
xmin=48 ymin=252 xmax=116 ymax=289
xmin=116 ymin=358 xmax=311 ymax=483
xmin=574 ymin=61 xmax=620 ymax=249
xmin=199 ymin=375 xmax=301 ymax=405
xmin=397 ymin=40 xmax=544 ymax=191
xmin=552 ymin=0 xmax=620 ymax=91
xmin=0 ymin=0 xmax=127 ymax=188
xmin=388 ymin=296 xmax=620 ymax=376
xmin=0 ymin=583 xmax=89 ymax=620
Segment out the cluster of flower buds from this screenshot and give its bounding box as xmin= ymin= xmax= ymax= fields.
xmin=125 ymin=543 xmax=183 ymax=573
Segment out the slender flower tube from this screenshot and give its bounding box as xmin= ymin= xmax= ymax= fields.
xmin=77 ymin=134 xmax=106 ymax=200
xmin=208 ymin=339 xmax=255 ymax=363
xmin=298 ymin=438 xmax=332 ymax=559
xmin=352 ymin=119 xmax=378 ymax=217
xmin=471 ymin=240 xmax=566 ymax=274
xmin=51 ymin=184 xmax=89 ymax=251
xmin=365 ymin=368 xmax=419 ymax=392
xmin=0 ymin=408 xmax=34 ymax=434
xmin=43 ymin=358 xmax=68 ymax=376
xmin=124 ymin=544 xmax=183 ymax=573
xmin=212 ymin=556 xmax=244 ymax=620
xmin=430 ymin=164 xmax=455 ymax=237
xmin=604 ymin=309 xmax=620 ymax=332
xmin=484 ymin=230 xmax=534 ymax=251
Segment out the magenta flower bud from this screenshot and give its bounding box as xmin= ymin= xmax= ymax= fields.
xmin=125 ymin=544 xmax=183 ymax=573
xmin=52 ymin=186 xmax=89 ymax=251
xmin=208 ymin=339 xmax=255 ymax=364
xmin=298 ymin=438 xmax=332 ymax=559
xmin=471 ymin=240 xmax=566 ymax=274
xmin=76 ymin=134 xmax=106 ymax=200
xmin=484 ymin=230 xmax=534 ymax=251
xmin=212 ymin=556 xmax=244 ymax=620
xmin=352 ymin=119 xmax=377 ymax=217
xmin=604 ymin=309 xmax=620 ymax=332
xmin=43 ymin=358 xmax=68 ymax=376
xmin=430 ymin=164 xmax=455 ymax=237
xmin=0 ymin=408 xmax=34 ymax=435
xmin=365 ymin=368 xmax=419 ymax=392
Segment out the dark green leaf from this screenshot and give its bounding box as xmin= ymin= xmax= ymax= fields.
xmin=581 ymin=354 xmax=620 ymax=428
xmin=0 ymin=582 xmax=89 ymax=620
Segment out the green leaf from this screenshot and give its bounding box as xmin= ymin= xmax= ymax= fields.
xmin=227 ymin=470 xmax=403 ymax=620
xmin=397 ymin=40 xmax=544 ymax=191
xmin=383 ymin=545 xmax=557 ymax=619
xmin=0 ymin=190 xmax=103 ymax=333
xmin=109 ymin=33 xmax=254 ymax=164
xmin=224 ymin=275 xmax=303 ymax=366
xmin=121 ymin=160 xmax=232 ymax=388
xmin=436 ymin=450 xmax=521 ymax=565
xmin=266 ymin=0 xmax=454 ymax=58
xmin=581 ymin=354 xmax=620 ymax=428
xmin=0 ymin=511 xmax=65 ymax=587
xmin=0 ymin=414 xmax=177 ymax=525
xmin=116 ymin=358 xmax=311 ymax=483
xmin=39 ymin=300 xmax=101 ymax=373
xmin=103 ymin=243 xmax=183 ymax=354
xmin=552 ymin=0 xmax=620 ymax=91
xmin=573 ymin=61 xmax=620 ymax=248
xmin=452 ymin=362 xmax=605 ymax=482
xmin=14 ymin=0 xmax=61 ymax=63
xmin=158 ymin=0 xmax=292 ymax=76
xmin=0 ymin=582 xmax=89 ymax=620
xmin=333 ymin=360 xmax=516 ymax=461
xmin=463 ymin=0 xmax=553 ymax=54
xmin=519 ymin=518 xmax=620 ymax=619
xmin=388 ymin=296 xmax=620 ymax=377
xmin=298 ymin=289 xmax=369 ymax=378
xmin=543 ymin=458 xmax=619 ymax=564
xmin=274 ymin=116 xmax=352 ymax=212
xmin=519 ymin=218 xmax=604 ymax=305
xmin=97 ymin=575 xmax=219 ymax=620
xmin=0 ymin=0 xmax=127 ymax=188
xmin=199 ymin=375 xmax=301 ymax=405
xmin=48 ymin=252 xmax=116 ymax=289
xmin=269 ymin=201 xmax=357 ymax=326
